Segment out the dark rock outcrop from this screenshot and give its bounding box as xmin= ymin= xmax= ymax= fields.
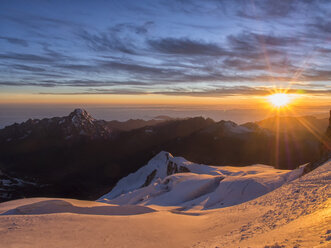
xmin=167 ymin=161 xmax=190 ymax=176
xmin=141 ymin=169 xmax=157 ymax=188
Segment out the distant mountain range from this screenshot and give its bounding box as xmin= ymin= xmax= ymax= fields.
xmin=0 ymin=108 xmax=172 ymax=142
xmin=0 ymin=108 xmax=329 ymax=202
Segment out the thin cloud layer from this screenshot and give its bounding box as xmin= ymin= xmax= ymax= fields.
xmin=39 ymin=86 xmax=331 ymax=97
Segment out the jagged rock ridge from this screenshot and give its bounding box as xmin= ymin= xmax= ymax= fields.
xmin=0 ymin=108 xmax=113 ymax=141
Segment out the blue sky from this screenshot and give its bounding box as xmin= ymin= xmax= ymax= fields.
xmin=0 ymin=0 xmax=330 ymax=98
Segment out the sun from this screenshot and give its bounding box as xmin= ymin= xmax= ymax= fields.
xmin=268 ymin=93 xmax=290 ymax=107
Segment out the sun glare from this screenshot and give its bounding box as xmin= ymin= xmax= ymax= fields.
xmin=268 ymin=93 xmax=290 ymax=107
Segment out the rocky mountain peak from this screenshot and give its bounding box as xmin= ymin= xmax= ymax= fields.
xmin=69 ymin=108 xmax=94 ymax=120
xmin=68 ymin=108 xmax=95 ymax=127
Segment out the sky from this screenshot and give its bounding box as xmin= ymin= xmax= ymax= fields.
xmin=0 ymin=0 xmax=330 ymax=124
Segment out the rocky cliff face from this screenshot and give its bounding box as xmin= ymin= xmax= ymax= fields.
xmin=303 ymin=110 xmax=331 ymax=174
xmin=326 ymin=110 xmax=331 ymax=139
xmin=321 ymin=110 xmax=331 ymax=154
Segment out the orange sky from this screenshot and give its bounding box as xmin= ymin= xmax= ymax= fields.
xmin=0 ymin=92 xmax=329 ymax=109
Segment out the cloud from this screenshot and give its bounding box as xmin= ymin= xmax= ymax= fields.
xmin=306 ymin=17 xmax=331 ymax=41
xmin=237 ymin=0 xmax=295 ymax=19
xmin=98 ymin=61 xmax=175 ymax=76
xmin=0 ymin=79 xmax=154 ymax=88
xmin=38 ymin=85 xmax=331 ymax=97
xmin=40 ymin=79 xmax=152 ymax=87
xmin=0 ymin=53 xmax=54 ymax=63
xmin=236 ymin=0 xmax=326 ymax=19
xmin=228 ymin=32 xmax=299 ymax=50
xmin=0 ymin=36 xmax=28 ymax=47
xmin=11 ymin=64 xmax=46 ymax=72
xmin=4 ymin=14 xmax=81 ymax=30
xmin=78 ymin=22 xmax=153 ymax=54
xmin=78 ymin=30 xmax=137 ymax=54
xmin=0 ymin=0 xmax=330 ymax=94
xmin=222 ymin=57 xmax=298 ymax=74
xmin=0 ymin=81 xmax=57 ymax=87
xmin=110 ymin=21 xmax=154 ymax=35
xmin=1 ymin=64 xmax=330 ymax=89
xmin=148 ymin=38 xmax=227 ymax=56
xmin=55 ymin=60 xmax=187 ymax=81
xmin=225 ymin=32 xmax=297 ymax=64
xmin=301 ymin=69 xmax=331 ymax=81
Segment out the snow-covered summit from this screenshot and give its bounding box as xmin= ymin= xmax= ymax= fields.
xmin=99 ymin=151 xmax=194 ymax=200
xmin=98 ymin=152 xmax=304 ymax=210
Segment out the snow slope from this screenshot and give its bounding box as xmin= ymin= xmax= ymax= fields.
xmin=0 ymin=157 xmax=329 ymax=248
xmin=98 ymin=151 xmax=304 ymax=210
xmin=194 ymin=158 xmax=331 ymax=248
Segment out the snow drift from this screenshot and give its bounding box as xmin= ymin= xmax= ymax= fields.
xmin=0 ymin=198 xmax=155 ymax=216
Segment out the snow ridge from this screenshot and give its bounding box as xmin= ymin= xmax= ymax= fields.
xmin=98 ymin=152 xmax=304 ymax=210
